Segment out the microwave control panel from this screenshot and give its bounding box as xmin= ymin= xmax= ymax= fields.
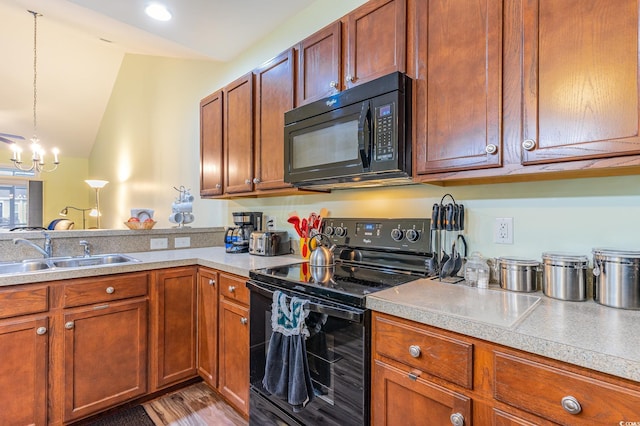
xmin=374 ymin=102 xmax=396 ymax=162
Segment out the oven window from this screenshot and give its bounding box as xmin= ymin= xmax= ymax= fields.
xmin=250 ymin=288 xmax=367 ymax=426
xmin=291 ymin=120 xmax=359 ymax=169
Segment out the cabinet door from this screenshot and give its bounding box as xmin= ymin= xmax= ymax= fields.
xmin=151 ymin=267 xmax=198 ymax=390
xmin=63 ymin=300 xmax=147 ymax=422
xmin=520 ymin=0 xmax=640 ymax=164
xmin=297 ymin=21 xmax=342 ymax=105
xmin=0 ymin=316 xmax=48 ymax=426
xmin=412 ymin=0 xmax=502 ymax=174
xmin=197 ymin=267 xmax=218 ymax=387
xmin=219 ymin=297 xmax=250 ymax=417
xmin=371 ymin=359 xmax=471 ymax=426
xmin=224 ymin=72 xmax=254 ymax=194
xmin=254 ymin=49 xmax=295 ymax=191
xmin=345 ymin=0 xmax=406 ymax=89
xmin=200 ymin=90 xmax=224 ymax=197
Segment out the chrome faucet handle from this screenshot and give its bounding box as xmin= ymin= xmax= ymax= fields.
xmin=79 ymin=240 xmax=91 ymax=257
xmin=43 ymin=232 xmax=52 ymax=257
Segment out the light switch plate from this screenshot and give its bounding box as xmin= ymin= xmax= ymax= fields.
xmin=150 ymin=238 xmax=168 ymax=250
xmin=175 ymin=237 xmax=191 ymax=248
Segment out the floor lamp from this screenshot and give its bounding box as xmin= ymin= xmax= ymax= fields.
xmin=85 ymin=180 xmax=108 ymax=229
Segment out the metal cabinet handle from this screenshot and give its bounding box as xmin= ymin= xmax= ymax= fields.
xmin=522 ymin=139 xmax=537 ymax=151
xmin=329 ymin=80 xmax=338 ymax=89
xmin=253 ymin=177 xmax=261 ymax=184
xmin=485 ymin=144 xmax=498 ymax=154
xmin=65 ymin=321 xmax=74 ymax=330
xmin=561 ymin=396 xmax=582 ymax=415
xmin=215 ymin=183 xmax=221 ymax=189
xmin=345 ymin=74 xmax=354 ymax=83
xmin=450 ymin=413 xmax=465 ymax=426
xmin=36 ymin=326 xmax=47 ymax=335
xmin=245 ymin=179 xmax=251 ymax=185
xmin=240 ymin=317 xmax=248 ymax=325
xmin=105 ymin=286 xmax=115 ymax=294
xmin=208 ymin=279 xmax=216 ymax=285
xmin=409 ymin=345 xmax=421 ymax=358
xmin=228 ymin=285 xmax=236 ymax=293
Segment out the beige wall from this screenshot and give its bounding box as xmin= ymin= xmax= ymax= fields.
xmin=42 ymin=156 xmax=90 ymax=228
xmin=89 ymin=0 xmax=640 ymax=260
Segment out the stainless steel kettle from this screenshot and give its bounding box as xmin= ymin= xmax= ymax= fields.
xmin=309 ymin=234 xmax=336 ymax=267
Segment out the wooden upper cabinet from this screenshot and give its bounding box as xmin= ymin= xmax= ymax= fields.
xmin=520 ymin=0 xmax=640 ymax=165
xmin=253 ymin=48 xmax=295 ymax=191
xmin=297 ymin=22 xmax=342 ymax=106
xmin=412 ymin=0 xmax=503 ymax=174
xmin=345 ymin=0 xmax=407 ymax=89
xmin=200 ymin=90 xmax=224 ymax=197
xmin=224 ymin=73 xmax=254 ymax=194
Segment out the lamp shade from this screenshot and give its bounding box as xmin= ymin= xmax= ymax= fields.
xmin=85 ymin=180 xmax=109 ymax=189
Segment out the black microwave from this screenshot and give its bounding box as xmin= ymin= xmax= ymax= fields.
xmin=284 ymin=72 xmax=412 ymax=190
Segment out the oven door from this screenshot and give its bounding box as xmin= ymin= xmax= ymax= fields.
xmin=247 ymin=280 xmax=369 ymax=426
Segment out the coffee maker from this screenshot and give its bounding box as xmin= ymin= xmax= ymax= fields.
xmin=225 ymin=212 xmax=263 ymax=253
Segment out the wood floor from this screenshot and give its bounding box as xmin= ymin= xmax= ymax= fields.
xmin=143 ymin=382 xmax=248 ymax=426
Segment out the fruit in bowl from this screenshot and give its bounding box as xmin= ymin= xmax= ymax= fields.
xmin=125 ymin=216 xmax=155 ymax=230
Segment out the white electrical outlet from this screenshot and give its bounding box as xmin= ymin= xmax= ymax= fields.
xmin=175 ymin=237 xmax=191 ymax=248
xmin=265 ymin=215 xmax=276 ymax=231
xmin=150 ymin=238 xmax=168 ymax=250
xmin=494 ymin=217 xmax=514 ymax=244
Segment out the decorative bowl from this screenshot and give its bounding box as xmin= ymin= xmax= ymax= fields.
xmin=124 ymin=220 xmax=156 ymax=230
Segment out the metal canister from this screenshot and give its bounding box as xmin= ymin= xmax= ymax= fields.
xmin=592 ymin=248 xmax=640 ymax=309
xmin=541 ymin=252 xmax=589 ymax=301
xmin=497 ymin=257 xmax=540 ymax=293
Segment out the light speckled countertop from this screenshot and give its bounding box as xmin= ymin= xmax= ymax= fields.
xmin=2 ymin=247 xmax=638 ymax=384
xmin=366 ymin=278 xmax=640 ymax=383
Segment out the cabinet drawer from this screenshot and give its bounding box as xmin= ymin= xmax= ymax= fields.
xmin=373 ymin=313 xmax=473 ymax=389
xmin=219 ymin=273 xmax=249 ymax=305
xmin=63 ymin=272 xmax=148 ymax=307
xmin=494 ymin=350 xmax=640 ymax=424
xmin=0 ymin=285 xmax=48 ymax=318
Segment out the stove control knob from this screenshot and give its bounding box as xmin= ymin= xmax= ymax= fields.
xmin=406 ymin=229 xmax=420 ymax=242
xmin=324 ymin=226 xmax=335 ymax=236
xmin=335 ymin=226 xmax=347 ymax=237
xmin=390 ymin=228 xmax=404 ymax=241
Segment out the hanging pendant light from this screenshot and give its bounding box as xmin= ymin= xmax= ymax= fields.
xmin=10 ymin=10 xmax=60 ymax=173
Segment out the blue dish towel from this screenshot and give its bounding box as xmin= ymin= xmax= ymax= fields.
xmin=262 ymin=290 xmax=314 ymax=411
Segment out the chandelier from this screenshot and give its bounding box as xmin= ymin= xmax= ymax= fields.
xmin=10 ymin=10 xmax=60 ymax=173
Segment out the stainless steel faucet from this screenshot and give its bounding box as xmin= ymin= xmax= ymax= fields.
xmin=79 ymin=240 xmax=91 ymax=257
xmin=13 ymin=232 xmax=52 ymax=258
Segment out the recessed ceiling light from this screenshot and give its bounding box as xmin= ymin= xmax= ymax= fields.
xmin=145 ymin=3 xmax=172 ymax=21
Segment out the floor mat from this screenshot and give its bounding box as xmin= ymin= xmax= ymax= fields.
xmin=86 ymin=405 xmax=155 ymax=426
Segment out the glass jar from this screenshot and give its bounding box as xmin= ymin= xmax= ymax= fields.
xmin=465 ymin=252 xmax=490 ymax=288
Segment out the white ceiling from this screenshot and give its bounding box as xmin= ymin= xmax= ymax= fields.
xmin=0 ymin=0 xmax=315 ymax=158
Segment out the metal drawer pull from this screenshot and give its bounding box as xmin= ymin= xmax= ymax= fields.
xmin=65 ymin=321 xmax=74 ymax=330
xmin=253 ymin=177 xmax=261 ymax=184
xmin=329 ymin=80 xmax=338 ymax=89
xmin=561 ymin=396 xmax=582 ymax=414
xmin=105 ymin=286 xmax=115 ymax=294
xmin=409 ymin=345 xmax=421 ymax=358
xmin=522 ymin=139 xmax=537 ymax=151
xmin=245 ymin=179 xmax=251 ymax=185
xmin=345 ymin=74 xmax=354 ymax=83
xmin=485 ymin=144 xmax=498 ymax=154
xmin=228 ymin=285 xmax=236 ymax=293
xmin=240 ymin=317 xmax=248 ymax=325
xmin=215 ymin=183 xmax=221 ymax=189
xmin=209 ymin=279 xmax=215 ymax=285
xmin=36 ymin=326 xmax=47 ymax=335
xmin=450 ymin=413 xmax=465 ymax=426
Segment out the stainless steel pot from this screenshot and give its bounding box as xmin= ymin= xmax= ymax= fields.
xmin=497 ymin=257 xmax=540 ymax=293
xmin=541 ymin=252 xmax=588 ymax=301
xmin=592 ymin=248 xmax=640 ymax=309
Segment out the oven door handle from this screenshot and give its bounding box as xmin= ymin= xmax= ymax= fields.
xmin=247 ymin=281 xmax=364 ymax=323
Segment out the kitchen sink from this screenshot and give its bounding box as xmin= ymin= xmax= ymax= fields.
xmin=50 ymin=254 xmax=139 ymax=268
xmin=0 ymin=260 xmax=51 ymax=274
xmin=0 ymin=254 xmax=139 ymax=276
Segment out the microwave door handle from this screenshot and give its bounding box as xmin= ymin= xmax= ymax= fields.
xmin=358 ymin=101 xmax=372 ymax=170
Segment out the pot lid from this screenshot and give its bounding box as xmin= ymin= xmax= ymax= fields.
xmin=542 ymin=252 xmax=589 ymax=263
xmin=592 ymin=248 xmax=640 ymax=258
xmin=497 ymin=256 xmax=539 ymax=266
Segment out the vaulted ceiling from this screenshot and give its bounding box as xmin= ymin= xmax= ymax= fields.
xmin=0 ymin=0 xmax=315 ymax=158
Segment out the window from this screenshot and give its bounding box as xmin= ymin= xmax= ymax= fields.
xmin=0 ymin=167 xmax=42 ymax=230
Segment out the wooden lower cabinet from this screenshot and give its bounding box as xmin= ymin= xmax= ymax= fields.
xmin=197 ymin=267 xmax=219 ymax=387
xmin=218 ymin=272 xmax=250 ymax=417
xmin=150 ymin=267 xmax=198 ymax=391
xmin=371 ymin=359 xmax=471 ymax=425
xmin=0 ymin=316 xmax=48 ymax=425
xmin=62 ymin=299 xmax=147 ymax=422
